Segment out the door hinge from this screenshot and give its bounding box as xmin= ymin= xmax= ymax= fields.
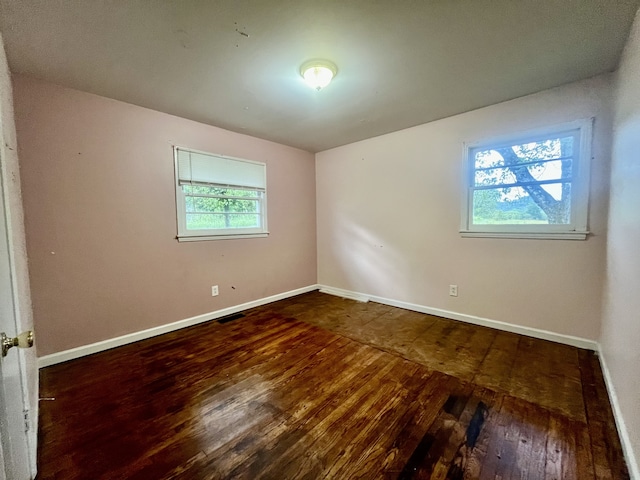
xmin=23 ymin=409 xmax=30 ymax=433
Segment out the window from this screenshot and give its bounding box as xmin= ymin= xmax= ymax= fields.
xmin=460 ymin=119 xmax=592 ymax=240
xmin=174 ymin=146 xmax=267 ymax=241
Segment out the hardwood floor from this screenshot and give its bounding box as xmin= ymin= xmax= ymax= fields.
xmin=37 ymin=291 xmax=629 ymax=479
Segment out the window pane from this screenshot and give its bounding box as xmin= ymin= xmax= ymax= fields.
xmin=182 ymin=184 xmax=260 ymax=198
xmin=186 ymin=213 xmax=261 ymax=230
xmin=474 ymin=159 xmax=572 ymax=187
xmin=474 ymin=167 xmax=517 ymax=187
xmin=471 ymin=133 xmax=575 ymax=226
xmin=225 ymin=213 xmax=260 ymax=228
xmin=186 ymin=196 xmax=259 ymax=214
xmin=472 ymin=183 xmax=571 ymax=225
xmin=511 ymin=136 xmax=573 ymax=161
xmin=541 ymin=182 xmax=571 ymax=203
xmin=528 ymin=159 xmax=571 ymax=181
xmin=474 ymin=149 xmax=504 ymax=169
xmin=474 ymin=135 xmax=573 ymax=169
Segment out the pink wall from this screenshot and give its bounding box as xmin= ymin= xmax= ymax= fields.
xmin=13 ymin=75 xmax=317 ymax=356
xmin=316 ymin=75 xmax=612 ymax=341
xmin=601 ymin=6 xmax=640 ymax=476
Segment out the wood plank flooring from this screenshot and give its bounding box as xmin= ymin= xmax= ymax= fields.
xmin=37 ymin=291 xmax=629 ymax=479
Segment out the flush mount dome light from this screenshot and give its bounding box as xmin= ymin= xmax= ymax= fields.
xmin=300 ymin=60 xmax=337 ymax=90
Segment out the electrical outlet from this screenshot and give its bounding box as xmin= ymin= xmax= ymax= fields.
xmin=211 ymin=285 xmax=219 ymax=296
xmin=449 ymin=285 xmax=458 ymax=297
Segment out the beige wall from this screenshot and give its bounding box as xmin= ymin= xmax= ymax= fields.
xmin=601 ymin=6 xmax=640 ymax=477
xmin=13 ymin=75 xmax=317 ymax=356
xmin=316 ymin=75 xmax=612 ymax=341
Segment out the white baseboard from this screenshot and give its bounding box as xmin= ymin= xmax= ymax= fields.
xmin=37 ymin=285 xmax=319 ymax=368
xmin=597 ymin=345 xmax=639 ymax=480
xmin=317 ymin=285 xmax=598 ymax=350
xmin=318 ymin=287 xmax=369 ymax=303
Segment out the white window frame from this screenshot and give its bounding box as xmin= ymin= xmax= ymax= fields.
xmin=460 ymin=118 xmax=593 ymax=240
xmin=174 ymin=146 xmax=268 ymax=241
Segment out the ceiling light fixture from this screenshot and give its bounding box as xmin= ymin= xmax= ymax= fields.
xmin=300 ymin=60 xmax=337 ymax=91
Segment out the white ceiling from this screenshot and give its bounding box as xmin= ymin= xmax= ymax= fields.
xmin=1 ymin=1 xmax=638 ymax=152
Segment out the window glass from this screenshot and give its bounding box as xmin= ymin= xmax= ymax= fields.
xmin=461 ymin=120 xmax=591 ymax=239
xmin=174 ymin=147 xmax=267 ymax=240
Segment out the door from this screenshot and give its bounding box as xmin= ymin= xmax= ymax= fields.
xmin=0 ymin=113 xmax=33 ymax=478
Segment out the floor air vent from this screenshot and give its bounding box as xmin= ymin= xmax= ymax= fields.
xmin=217 ymin=313 xmax=245 ymax=324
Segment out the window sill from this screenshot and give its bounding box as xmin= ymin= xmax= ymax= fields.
xmin=177 ymin=232 xmax=269 ymax=242
xmin=459 ymin=230 xmax=589 ymax=240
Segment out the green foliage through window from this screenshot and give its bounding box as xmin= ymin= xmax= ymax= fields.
xmin=182 ymin=184 xmax=263 ymax=230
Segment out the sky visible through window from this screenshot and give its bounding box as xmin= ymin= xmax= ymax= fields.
xmin=472 ymin=136 xmax=573 ymax=225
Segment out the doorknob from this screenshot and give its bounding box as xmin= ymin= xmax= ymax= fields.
xmin=1 ymin=331 xmax=34 ymax=357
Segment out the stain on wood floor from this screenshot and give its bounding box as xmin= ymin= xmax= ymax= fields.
xmin=37 ymin=291 xmax=629 ymax=479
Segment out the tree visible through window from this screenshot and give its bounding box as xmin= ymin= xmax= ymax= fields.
xmin=183 ymin=185 xmax=262 ymax=231
xmin=174 ymin=146 xmax=268 ymax=240
xmin=462 ymin=120 xmax=591 ymax=239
